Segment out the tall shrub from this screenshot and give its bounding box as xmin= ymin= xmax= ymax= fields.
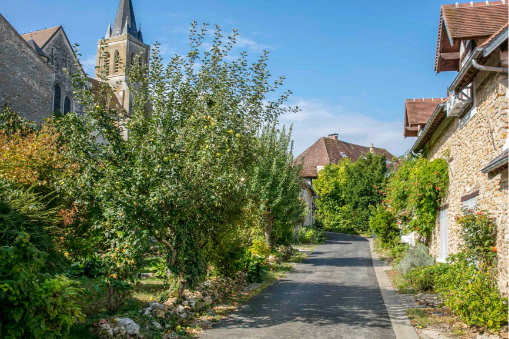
xmin=247 ymin=123 xmax=305 ymax=248
xmin=314 ymin=153 xmax=388 ymax=233
xmin=60 ymin=24 xmax=296 ymax=298
xmin=0 ymin=234 xmax=84 ymax=338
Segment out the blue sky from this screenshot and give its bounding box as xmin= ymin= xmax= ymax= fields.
xmin=2 ymin=0 xmax=459 ymax=156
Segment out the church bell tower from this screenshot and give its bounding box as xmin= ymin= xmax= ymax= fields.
xmin=95 ymin=0 xmax=149 ymax=114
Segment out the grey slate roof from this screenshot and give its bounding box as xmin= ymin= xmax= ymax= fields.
xmin=111 ymin=0 xmax=143 ymax=41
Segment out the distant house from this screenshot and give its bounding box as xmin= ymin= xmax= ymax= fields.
xmin=295 ymin=133 xmax=395 ymax=226
xmin=405 ymin=1 xmax=508 ymax=294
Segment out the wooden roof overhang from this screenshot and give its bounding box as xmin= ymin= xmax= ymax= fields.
xmin=410 ymin=104 xmax=447 ymax=154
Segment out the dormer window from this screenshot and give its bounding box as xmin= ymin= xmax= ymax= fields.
xmin=340 ymin=152 xmax=348 ymax=158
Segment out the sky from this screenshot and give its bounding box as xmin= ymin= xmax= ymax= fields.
xmin=2 ymin=0 xmax=459 ymax=156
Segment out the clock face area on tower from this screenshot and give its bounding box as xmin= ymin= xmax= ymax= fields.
xmin=95 ymin=0 xmax=150 ymax=114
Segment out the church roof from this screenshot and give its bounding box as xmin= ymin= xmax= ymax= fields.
xmin=21 ymin=26 xmax=61 ymax=49
xmin=111 ymin=0 xmax=142 ymax=41
xmin=295 ymin=137 xmax=395 ymax=178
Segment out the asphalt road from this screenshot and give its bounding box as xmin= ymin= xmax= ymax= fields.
xmin=199 ymin=233 xmax=395 ymax=339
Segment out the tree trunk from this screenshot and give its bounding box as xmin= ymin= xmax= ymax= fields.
xmin=265 ymin=211 xmax=274 ymax=249
xmin=177 ymin=273 xmax=187 ymax=301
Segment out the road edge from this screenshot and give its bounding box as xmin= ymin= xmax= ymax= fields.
xmin=368 ymin=238 xmax=419 ymax=339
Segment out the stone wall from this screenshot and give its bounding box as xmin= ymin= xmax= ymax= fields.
xmin=0 ymin=14 xmax=54 ymax=123
xmin=425 ymin=66 xmax=508 ymax=294
xmin=42 ymin=29 xmax=83 ymax=115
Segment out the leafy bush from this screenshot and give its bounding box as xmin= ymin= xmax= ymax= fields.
xmin=295 ymin=226 xmax=326 ymax=244
xmin=455 ymin=209 xmax=497 ymax=267
xmin=314 ymin=153 xmax=388 ymax=233
xmin=0 ymin=233 xmax=84 ymax=338
xmin=405 ymin=263 xmax=449 ymax=292
xmin=436 ymin=254 xmax=508 ymax=331
xmin=369 ymin=204 xmax=399 ymax=247
xmin=384 ymin=157 xmax=449 ymax=244
xmin=397 ymin=243 xmax=433 ymax=275
xmin=244 ymin=239 xmax=271 ymax=283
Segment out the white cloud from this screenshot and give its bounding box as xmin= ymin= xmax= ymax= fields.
xmin=279 ymin=98 xmax=414 ymax=158
xmin=235 ymin=35 xmax=274 ymax=52
xmin=80 ymin=55 xmax=97 ymax=76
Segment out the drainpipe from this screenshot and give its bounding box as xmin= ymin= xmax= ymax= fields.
xmin=472 ymin=59 xmax=508 ymax=74
xmin=411 ymin=150 xmax=421 ymax=158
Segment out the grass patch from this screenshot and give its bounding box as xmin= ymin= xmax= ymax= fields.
xmin=386 ymin=269 xmax=417 ymax=294
xmin=406 ymin=308 xmax=438 ymax=329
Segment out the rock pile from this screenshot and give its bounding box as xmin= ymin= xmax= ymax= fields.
xmin=94 ymin=272 xmax=247 ymax=338
xmin=415 ymin=293 xmax=441 ymax=307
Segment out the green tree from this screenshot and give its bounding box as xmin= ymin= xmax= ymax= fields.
xmin=247 ymin=123 xmax=305 ymax=248
xmin=59 ymin=23 xmax=295 ymax=299
xmin=314 ymin=153 xmax=388 ymax=233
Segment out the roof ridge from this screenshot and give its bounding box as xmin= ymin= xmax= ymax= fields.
xmin=21 ymin=25 xmax=61 ymax=36
xmin=442 ymin=0 xmax=507 ymax=8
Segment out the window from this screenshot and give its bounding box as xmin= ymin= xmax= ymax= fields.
xmin=64 ymin=96 xmax=72 ymax=115
xmin=462 ymin=196 xmax=477 ymax=210
xmin=114 ymin=50 xmax=120 ymax=74
xmin=340 ymin=152 xmax=348 ymax=158
xmin=103 ymin=52 xmax=110 ymax=76
xmin=386 ymin=160 xmax=391 ymax=165
xmin=438 ymin=208 xmax=448 ymax=262
xmin=53 ymin=84 xmax=62 ymax=113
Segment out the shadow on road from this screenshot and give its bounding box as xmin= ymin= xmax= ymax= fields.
xmin=211 ymin=281 xmax=392 ymax=330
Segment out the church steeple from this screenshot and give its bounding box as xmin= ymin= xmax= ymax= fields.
xmin=111 ymin=0 xmax=141 ymax=41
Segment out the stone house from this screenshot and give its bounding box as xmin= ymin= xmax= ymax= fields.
xmin=295 ymin=133 xmax=395 ymax=226
xmin=405 ymin=1 xmax=508 ymax=294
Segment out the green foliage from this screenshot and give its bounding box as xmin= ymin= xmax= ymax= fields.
xmin=384 ymin=157 xmax=449 ymax=244
xmin=0 ymin=180 xmax=66 ymax=272
xmin=369 ymin=204 xmax=399 ymax=247
xmin=244 ymin=239 xmax=271 ymax=283
xmin=0 ymin=233 xmax=84 ymax=338
xmin=314 ymin=153 xmax=388 ymax=233
xmin=295 ymin=226 xmax=326 ymax=244
xmin=436 ymin=253 xmax=508 ymax=331
xmin=0 ymin=106 xmax=35 ymax=136
xmin=455 ymin=209 xmax=497 ymax=267
xmin=405 ymin=263 xmax=449 ymax=292
xmin=59 ymin=24 xmax=297 ymax=299
xmin=247 ymin=123 xmax=305 ymax=247
xmin=397 ymin=243 xmax=433 ymax=275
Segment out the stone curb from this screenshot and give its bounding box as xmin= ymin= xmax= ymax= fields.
xmin=368 ymin=238 xmax=419 ymax=339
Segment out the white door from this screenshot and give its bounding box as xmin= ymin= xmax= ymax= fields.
xmin=439 ymin=209 xmax=448 ymax=262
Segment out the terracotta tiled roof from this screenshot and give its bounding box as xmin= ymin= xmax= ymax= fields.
xmin=479 ymin=23 xmax=509 ymax=47
xmin=295 ymin=137 xmax=395 ymax=178
xmin=435 ymin=1 xmax=508 ymax=72
xmin=404 ymin=98 xmax=445 ymax=137
xmin=21 ymin=26 xmax=61 ymax=49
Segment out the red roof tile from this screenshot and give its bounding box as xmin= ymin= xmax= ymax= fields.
xmin=479 ymin=22 xmax=509 ymax=47
xmin=435 ymin=1 xmax=508 ymax=72
xmin=295 ymin=137 xmax=395 ymax=178
xmin=404 ymin=98 xmax=445 ymax=137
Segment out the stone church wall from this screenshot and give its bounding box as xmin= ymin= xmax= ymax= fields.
xmin=0 ymin=14 xmax=54 ymax=123
xmin=425 ymin=67 xmax=508 ymax=295
xmin=42 ymin=29 xmax=83 ymax=115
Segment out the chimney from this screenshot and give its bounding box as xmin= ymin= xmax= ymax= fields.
xmin=328 ymin=133 xmax=338 ymax=140
xmin=370 ymin=143 xmax=374 ymax=153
